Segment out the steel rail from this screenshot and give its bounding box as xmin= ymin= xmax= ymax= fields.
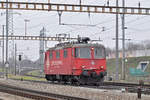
xmin=10 ymin=76 xmax=150 ymax=88
xmin=0 ymin=86 xmax=56 ymax=100
xmin=18 ymin=75 xmax=150 ymax=88
xmin=0 ymin=1 xmax=150 ymax=15
xmin=9 ymin=77 xmax=150 ymax=95
xmin=0 ymin=82 xmax=88 ymax=100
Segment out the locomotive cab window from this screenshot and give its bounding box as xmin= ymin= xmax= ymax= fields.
xmin=75 ymin=47 xmax=91 ymax=58
xmin=75 ymin=48 xmax=79 ymax=57
xmin=94 ymin=47 xmax=105 ymax=59
xmin=56 ymin=51 xmax=60 ymax=59
xmin=49 ymin=51 xmax=53 ymax=59
xmin=63 ymin=49 xmax=68 ymax=58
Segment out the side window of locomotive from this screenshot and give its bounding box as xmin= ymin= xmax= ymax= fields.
xmin=94 ymin=47 xmax=105 ymax=58
xmin=64 ymin=49 xmax=67 ymax=58
xmin=49 ymin=51 xmax=53 ymax=59
xmin=56 ymin=51 xmax=60 ymax=59
xmin=75 ymin=48 xmax=79 ymax=57
xmin=72 ymin=48 xmax=74 ymax=56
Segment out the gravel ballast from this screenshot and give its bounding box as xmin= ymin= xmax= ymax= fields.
xmin=0 ymin=78 xmax=150 ymax=100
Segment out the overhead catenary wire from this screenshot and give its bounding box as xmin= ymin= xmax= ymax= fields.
xmin=0 ymin=0 xmax=149 ymax=40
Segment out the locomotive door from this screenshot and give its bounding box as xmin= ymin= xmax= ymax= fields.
xmin=71 ymin=48 xmax=75 ymax=75
xmin=44 ymin=51 xmax=50 ymax=74
xmin=63 ymin=49 xmax=71 ymax=74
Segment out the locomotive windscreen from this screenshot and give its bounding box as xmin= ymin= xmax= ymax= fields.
xmin=94 ymin=47 xmax=105 ymax=59
xmin=75 ymin=47 xmax=105 ymax=59
xmin=75 ymin=47 xmax=91 ymax=58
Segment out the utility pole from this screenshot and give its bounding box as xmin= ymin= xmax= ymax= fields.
xmin=2 ymin=25 xmax=5 ymax=73
xmin=24 ymin=19 xmax=30 ymax=36
xmin=48 ymin=0 xmax=50 ymax=3
xmin=14 ymin=43 xmax=17 ymax=75
xmin=58 ymin=11 xmax=62 ymax=25
xmin=39 ymin=27 xmax=45 ymax=72
xmin=79 ymin=0 xmax=82 ymax=5
xmin=8 ymin=0 xmax=14 ymax=75
xmin=1 ymin=8 xmax=20 ymax=75
xmin=115 ymin=0 xmax=119 ymax=80
xmin=5 ymin=0 xmax=9 ymax=79
xmin=121 ymin=0 xmax=126 ymax=80
xmin=18 ymin=54 xmax=22 ymax=75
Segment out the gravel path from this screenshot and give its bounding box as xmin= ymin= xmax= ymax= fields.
xmin=0 ymin=78 xmax=150 ymax=100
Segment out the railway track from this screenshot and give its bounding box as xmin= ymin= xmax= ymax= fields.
xmin=0 ymin=82 xmax=88 ymax=100
xmin=16 ymin=75 xmax=150 ymax=87
xmin=10 ymin=75 xmax=150 ymax=95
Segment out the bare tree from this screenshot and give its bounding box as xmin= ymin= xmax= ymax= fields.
xmin=126 ymin=42 xmax=144 ymax=51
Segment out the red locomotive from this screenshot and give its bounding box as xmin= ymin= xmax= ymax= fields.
xmin=44 ymin=37 xmax=107 ymax=85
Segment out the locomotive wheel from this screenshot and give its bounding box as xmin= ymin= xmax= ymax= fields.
xmin=100 ymin=78 xmax=104 ymax=82
xmin=94 ymin=82 xmax=100 ymax=86
xmin=70 ymin=81 xmax=75 ymax=85
xmin=75 ymin=82 xmax=81 ymax=86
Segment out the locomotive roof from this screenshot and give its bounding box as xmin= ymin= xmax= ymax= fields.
xmin=48 ymin=42 xmax=105 ymax=50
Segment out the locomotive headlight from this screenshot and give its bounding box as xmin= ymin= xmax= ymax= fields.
xmin=81 ymin=66 xmax=85 ymax=69
xmin=100 ymin=66 xmax=104 ymax=69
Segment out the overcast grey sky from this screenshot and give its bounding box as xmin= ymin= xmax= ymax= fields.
xmin=0 ymin=0 xmax=150 ymax=61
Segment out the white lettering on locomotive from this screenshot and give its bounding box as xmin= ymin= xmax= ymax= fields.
xmin=91 ymin=61 xmax=95 ymax=65
xmin=51 ymin=61 xmax=63 ymax=66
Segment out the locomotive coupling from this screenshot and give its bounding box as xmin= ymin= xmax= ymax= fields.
xmin=91 ymin=72 xmax=97 ymax=78
xmin=81 ymin=70 xmax=89 ymax=77
xmin=81 ymin=70 xmax=99 ymax=78
xmin=81 ymin=70 xmax=107 ymax=79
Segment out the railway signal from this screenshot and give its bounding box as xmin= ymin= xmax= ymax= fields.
xmin=19 ymin=55 xmax=22 ymax=61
